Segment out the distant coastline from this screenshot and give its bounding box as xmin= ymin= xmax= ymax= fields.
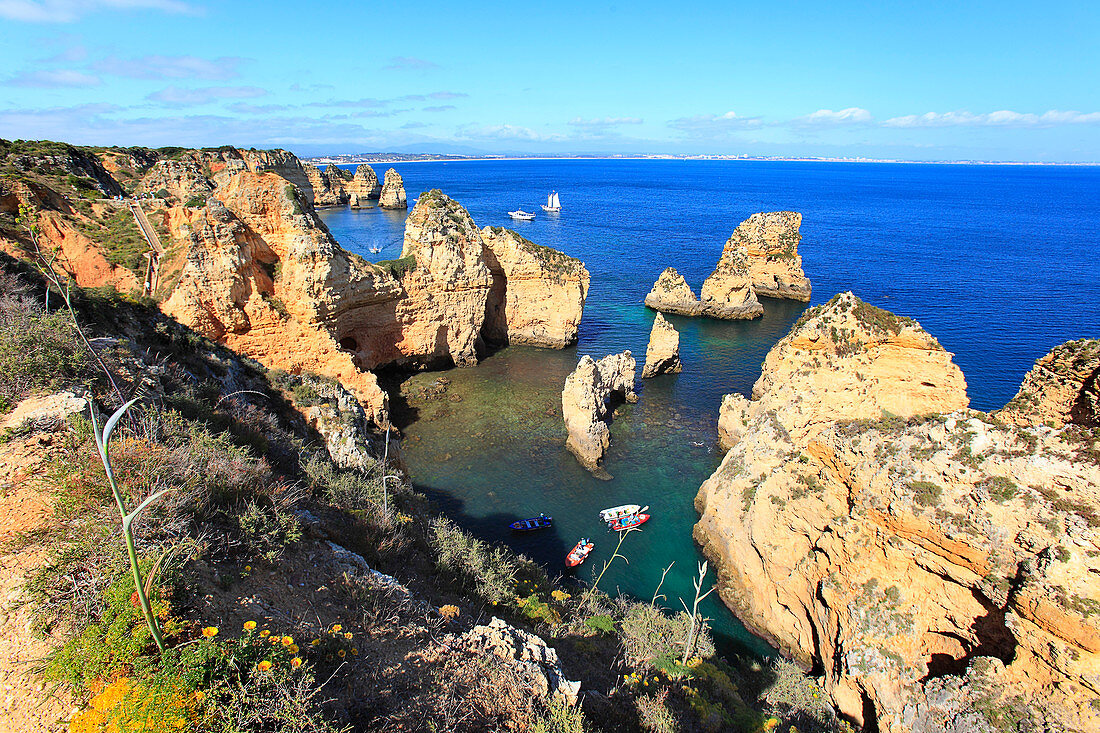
xmin=304 ymin=152 xmax=1100 ymax=167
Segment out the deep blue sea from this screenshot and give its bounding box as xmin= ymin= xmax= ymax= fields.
xmin=319 ymin=160 xmax=1100 ymax=657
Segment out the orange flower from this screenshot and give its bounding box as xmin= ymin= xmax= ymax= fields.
xmin=193 ymin=690 xmax=206 ymax=703
xmin=260 ymin=629 xmax=271 ymax=637
xmin=281 ymin=635 xmax=294 ymax=646
xmin=331 ymin=624 xmax=342 ymax=633
xmin=243 ymin=621 xmax=257 ymax=631
xmin=289 ymin=644 xmax=299 ymax=654
xmin=257 ymin=660 xmax=272 ymax=672
xmin=343 ymin=632 xmax=353 ymax=640
xmin=350 ymin=648 xmax=358 ymax=656
xmin=337 ymin=649 xmax=346 ymax=658
xmin=291 ymin=657 xmax=302 ymax=668
xmin=202 ymin=626 xmax=218 ymax=638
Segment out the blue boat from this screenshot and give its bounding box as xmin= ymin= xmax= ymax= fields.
xmin=510 ymin=514 xmax=552 ymax=532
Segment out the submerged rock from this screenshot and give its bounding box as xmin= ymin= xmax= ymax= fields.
xmin=694 ymin=292 xmax=1099 ymax=733
xmin=379 ymin=168 xmax=407 ymax=209
xmin=562 ymin=351 xmax=637 ymax=476
xmin=641 ymin=313 xmax=683 ymax=379
xmin=644 ymin=267 xmax=702 ymax=316
xmin=996 ymin=338 xmax=1100 ymax=429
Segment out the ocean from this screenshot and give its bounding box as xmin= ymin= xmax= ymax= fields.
xmin=318 ymin=159 xmax=1100 ymax=656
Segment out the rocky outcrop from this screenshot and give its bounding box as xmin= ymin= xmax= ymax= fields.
xmin=135 ymin=159 xmax=213 ymax=204
xmin=641 ymin=313 xmax=682 ymax=379
xmin=728 ymin=211 xmax=811 ymax=301
xmin=699 ymin=244 xmax=764 ymax=320
xmin=455 ymin=617 xmax=581 ymax=704
xmin=694 ymin=292 xmax=1099 ymax=733
xmin=303 ymin=164 xmax=352 ymax=207
xmin=481 ymin=226 xmax=589 ymax=348
xmin=996 ymin=338 xmax=1100 ymax=429
xmin=644 ymin=267 xmax=702 ymax=316
xmin=562 ymin=352 xmax=637 ymax=476
xmin=379 ymin=168 xmax=407 ymax=209
xmin=348 ymin=164 xmax=381 ymax=202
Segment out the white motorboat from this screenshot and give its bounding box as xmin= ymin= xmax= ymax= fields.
xmin=369 ymin=246 xmax=382 ymax=253
xmin=508 ymin=210 xmax=535 ymax=221
xmin=599 ymin=504 xmax=643 ymax=523
xmin=541 ymin=191 xmax=561 ymax=213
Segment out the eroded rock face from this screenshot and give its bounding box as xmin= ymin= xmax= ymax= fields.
xmin=699 ymin=244 xmax=764 ymax=320
xmin=996 ymin=338 xmax=1100 ymax=429
xmin=694 ymin=292 xmax=1099 ymax=733
xmin=135 ymin=159 xmax=214 ymax=204
xmin=562 ymin=351 xmax=637 ymax=475
xmin=644 ymin=267 xmax=702 ymax=316
xmin=481 ymin=226 xmax=589 ymax=348
xmin=732 ymin=211 xmax=811 ymax=301
xmin=456 ymin=617 xmax=581 ymax=704
xmin=303 ymin=164 xmax=351 ymax=207
xmin=379 ymin=168 xmax=407 ymax=209
xmin=348 ymin=164 xmax=381 ymax=203
xmin=641 ymin=313 xmax=683 ymax=379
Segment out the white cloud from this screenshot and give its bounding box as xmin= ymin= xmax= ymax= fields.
xmin=668 ymin=111 xmax=764 ymax=138
xmin=794 ymin=107 xmax=872 ymax=126
xmin=0 ymin=0 xmax=195 ymax=22
xmin=422 ymin=105 xmax=456 ymax=113
xmin=382 ymin=57 xmax=441 ymax=71
xmin=93 ymin=55 xmax=247 ymax=81
xmin=883 ymin=109 xmax=1100 ymax=128
xmin=6 ymin=68 xmax=100 ymax=87
xmin=147 ymin=86 xmax=268 ymax=106
xmin=568 ymin=116 xmax=643 ymax=129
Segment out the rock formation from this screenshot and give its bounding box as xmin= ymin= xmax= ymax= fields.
xmin=481 ymin=226 xmax=589 ymax=347
xmin=379 ymin=168 xmax=407 ymax=209
xmin=694 ymin=292 xmax=1100 ymax=733
xmin=347 ymin=164 xmax=381 ymax=203
xmin=641 ymin=313 xmax=683 ymax=378
xmin=455 ymin=617 xmax=581 ymax=703
xmin=562 ymin=351 xmax=637 ymax=476
xmin=728 ymin=211 xmax=812 ymax=301
xmin=303 ymin=163 xmax=351 ymax=207
xmin=699 ymin=244 xmax=764 ymax=320
xmin=135 ymin=158 xmax=214 ymax=204
xmin=644 ymin=267 xmax=702 ymax=316
xmin=996 ymin=338 xmax=1100 ymax=429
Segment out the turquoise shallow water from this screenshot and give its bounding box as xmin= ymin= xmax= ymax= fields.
xmin=319 ymin=160 xmax=1100 ymax=657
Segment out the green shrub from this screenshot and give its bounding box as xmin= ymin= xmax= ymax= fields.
xmin=236 ymin=498 xmax=303 ymax=563
xmin=585 ymin=614 xmax=614 ymax=634
xmin=908 ymin=480 xmax=943 ymax=507
xmin=532 ymin=697 xmax=588 ymax=733
xmin=429 ymin=516 xmax=520 ymax=604
xmin=184 ymin=196 xmax=207 ymax=208
xmin=618 ymin=603 xmax=714 ymax=671
xmin=636 ymin=691 xmax=678 ymax=733
xmin=375 ymin=255 xmax=417 ymax=279
xmin=301 ymin=453 xmax=385 ymax=514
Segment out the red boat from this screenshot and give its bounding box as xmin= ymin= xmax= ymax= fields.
xmin=609 ymin=512 xmax=649 ymax=531
xmin=566 ymin=538 xmax=594 ymax=568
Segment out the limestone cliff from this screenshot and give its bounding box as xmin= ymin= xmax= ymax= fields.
xmin=641 ymin=313 xmax=682 ymax=379
xmin=996 ymin=338 xmax=1100 ymax=429
xmin=726 ymin=211 xmax=811 ymax=301
xmin=562 ymin=351 xmax=637 ymax=476
xmin=303 ymin=164 xmax=352 ymax=207
xmin=348 ymin=164 xmax=381 ymax=203
xmin=699 ymin=245 xmax=764 ymax=320
xmin=135 ymin=158 xmax=214 ymax=204
xmin=481 ymin=226 xmax=589 ymax=348
xmin=380 ymin=168 xmax=408 ymax=209
xmin=644 ymin=267 xmax=702 ymax=316
xmin=694 ymin=293 xmax=1099 ymax=733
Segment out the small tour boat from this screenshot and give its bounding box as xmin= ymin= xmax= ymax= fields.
xmin=608 ymin=512 xmax=650 ymax=531
xmin=599 ymin=504 xmax=642 ymax=524
xmin=509 ymin=514 xmax=552 ymax=532
xmin=369 ymin=246 xmax=382 ymax=253
xmin=508 ymin=210 xmax=535 ymax=221
xmin=541 ymin=191 xmax=561 ymax=213
xmin=565 ymin=538 xmax=594 ymax=568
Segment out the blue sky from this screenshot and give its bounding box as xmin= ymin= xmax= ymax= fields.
xmin=1 ymin=0 xmax=1098 ymax=160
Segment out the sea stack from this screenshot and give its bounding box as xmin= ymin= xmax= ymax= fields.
xmin=699 ymin=245 xmax=764 ymax=320
xmin=644 ymin=267 xmax=702 ymax=316
xmin=562 ymin=351 xmax=637 ymax=477
xmin=732 ymin=211 xmax=812 ymax=301
xmin=641 ymin=313 xmax=683 ymax=378
xmin=480 ymin=226 xmax=590 ymax=348
xmin=379 ymin=168 xmax=407 ymax=209
xmin=349 ymin=163 xmax=381 ymax=202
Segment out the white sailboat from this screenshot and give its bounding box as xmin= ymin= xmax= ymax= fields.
xmin=541 ymin=190 xmax=561 ymax=213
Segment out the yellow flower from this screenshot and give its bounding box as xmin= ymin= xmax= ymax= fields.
xmin=281 ymin=635 xmax=294 ymax=646
xmin=193 ymin=690 xmax=206 ymax=703
xmin=331 ymin=624 xmax=342 ymax=633
xmin=763 ymin=718 xmax=780 ymax=731
xmin=440 ymin=605 xmax=460 ymax=621
xmin=260 ymin=629 xmax=271 ymax=637
xmin=257 ymin=660 xmax=272 ymax=671
xmin=202 ymin=626 xmax=218 ymax=638
xmin=311 ymin=639 xmax=321 ymax=646
xmin=289 ymin=644 xmax=299 ymax=654
xmin=244 ymin=565 xmax=252 ymax=572
xmin=243 ymin=621 xmax=257 ymax=631
xmin=337 ymin=649 xmax=346 ymax=658
xmin=343 ymin=632 xmax=353 ymax=640
xmin=350 ymin=648 xmax=358 ymax=656
xmin=291 ymin=657 xmax=302 ymax=668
